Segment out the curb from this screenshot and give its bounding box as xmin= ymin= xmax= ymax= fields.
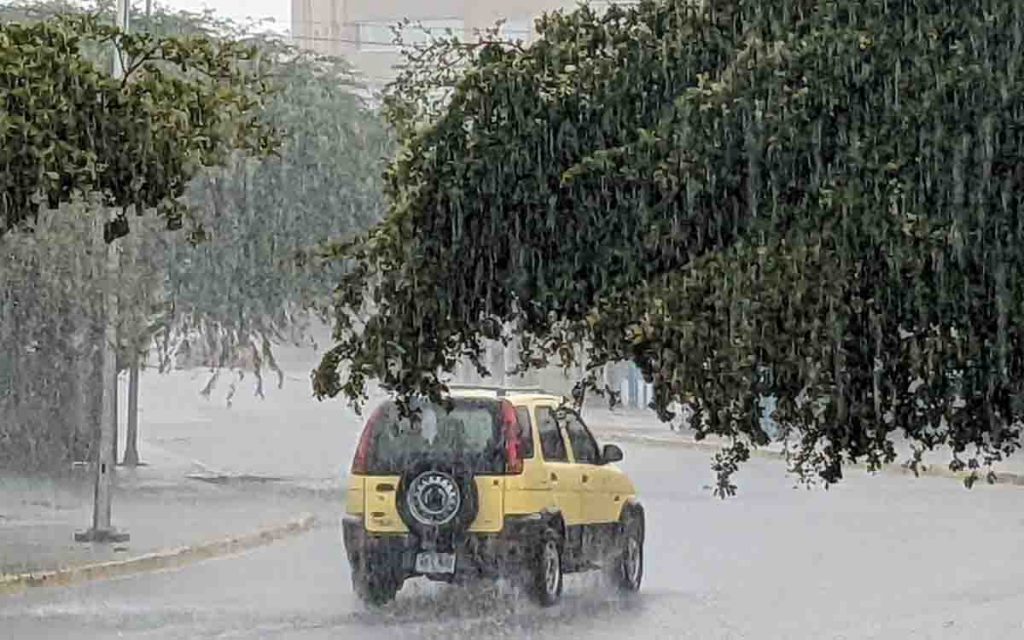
xmin=184 ymin=474 xmax=346 ymax=501
xmin=0 ymin=513 xmax=317 ymax=597
xmin=595 ymin=428 xmax=1024 ymax=488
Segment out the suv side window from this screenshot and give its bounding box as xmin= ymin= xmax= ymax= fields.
xmin=515 ymin=406 xmax=534 ymax=458
xmin=563 ymin=411 xmax=600 ymax=464
xmin=537 ymin=407 xmax=568 ymax=462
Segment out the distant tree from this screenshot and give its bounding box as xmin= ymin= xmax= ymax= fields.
xmin=157 ymin=38 xmax=391 ymax=393
xmin=315 ymin=0 xmax=1024 ymax=495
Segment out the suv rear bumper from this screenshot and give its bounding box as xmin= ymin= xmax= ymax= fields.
xmin=342 ymin=515 xmax=543 ymax=581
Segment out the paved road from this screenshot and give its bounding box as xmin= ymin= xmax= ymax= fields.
xmin=4 ymin=442 xmax=1024 ymax=640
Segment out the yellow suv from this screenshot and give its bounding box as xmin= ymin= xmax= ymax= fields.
xmin=341 ymin=386 xmax=645 ymax=606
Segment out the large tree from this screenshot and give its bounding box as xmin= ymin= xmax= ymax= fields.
xmin=315 ymin=0 xmax=1024 ymax=494
xmin=0 ymin=2 xmax=390 ymax=469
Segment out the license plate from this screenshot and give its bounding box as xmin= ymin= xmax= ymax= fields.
xmin=415 ymin=552 xmax=456 ymax=574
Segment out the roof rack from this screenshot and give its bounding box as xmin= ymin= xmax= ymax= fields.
xmin=445 ymin=383 xmax=550 ymax=397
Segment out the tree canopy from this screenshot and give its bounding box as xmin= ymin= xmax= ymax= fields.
xmin=0 ymin=12 xmax=273 ymax=240
xmin=315 ymin=0 xmax=1024 ymax=494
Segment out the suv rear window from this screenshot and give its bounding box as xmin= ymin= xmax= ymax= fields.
xmin=360 ymin=398 xmax=509 ymax=474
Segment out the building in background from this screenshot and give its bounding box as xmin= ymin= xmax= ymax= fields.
xmin=291 ymin=0 xmax=629 ymax=90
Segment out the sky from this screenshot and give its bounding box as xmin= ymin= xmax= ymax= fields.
xmin=160 ymin=0 xmax=288 ymax=33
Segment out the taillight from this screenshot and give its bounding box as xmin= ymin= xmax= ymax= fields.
xmin=351 ymin=404 xmax=384 ymax=474
xmin=501 ymin=400 xmax=524 ymax=474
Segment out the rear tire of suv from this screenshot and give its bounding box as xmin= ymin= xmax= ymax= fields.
xmin=527 ymin=527 xmax=563 ymax=607
xmin=352 ymin=559 xmax=400 ymax=607
xmin=608 ymin=512 xmax=644 ymax=593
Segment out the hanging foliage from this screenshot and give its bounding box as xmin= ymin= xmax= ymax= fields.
xmin=316 ymin=0 xmax=1024 ymax=494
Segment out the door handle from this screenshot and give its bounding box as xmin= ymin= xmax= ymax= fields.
xmin=581 ymin=474 xmax=589 ymax=483
xmin=550 ymin=472 xmax=559 ymax=482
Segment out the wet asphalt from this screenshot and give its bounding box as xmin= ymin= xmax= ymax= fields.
xmin=4 ymin=442 xmax=1024 ymax=640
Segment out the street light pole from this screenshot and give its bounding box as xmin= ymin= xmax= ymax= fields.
xmin=76 ymin=0 xmax=131 ymax=545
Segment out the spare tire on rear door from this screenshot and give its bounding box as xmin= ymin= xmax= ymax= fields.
xmin=397 ymin=460 xmax=479 ymax=543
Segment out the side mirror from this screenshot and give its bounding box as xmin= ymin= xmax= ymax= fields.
xmin=601 ymin=443 xmax=623 ymax=464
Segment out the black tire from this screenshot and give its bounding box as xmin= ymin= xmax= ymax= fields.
xmin=352 ymin=565 xmax=400 ymax=607
xmin=527 ymin=527 xmax=563 ymax=607
xmin=396 ymin=461 xmax=479 ymax=540
xmin=608 ymin=511 xmax=644 ymax=593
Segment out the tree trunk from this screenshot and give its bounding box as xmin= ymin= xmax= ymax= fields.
xmin=71 ymin=330 xmax=91 ymax=463
xmin=122 ymin=356 xmax=140 ymax=467
xmin=0 ymin=285 xmax=16 ymax=459
xmin=493 ymin=341 xmax=506 ymax=386
xmin=503 ymin=336 xmax=517 ymax=386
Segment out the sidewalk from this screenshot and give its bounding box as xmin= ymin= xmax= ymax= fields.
xmin=0 ymin=459 xmax=327 ymax=579
xmin=582 ymin=404 xmax=1024 ymax=483
xmin=0 ymin=437 xmax=331 ymax=581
